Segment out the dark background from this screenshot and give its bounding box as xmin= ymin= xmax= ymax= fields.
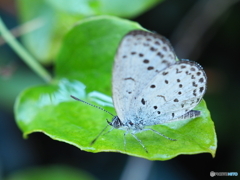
xmin=0 ymin=0 xmax=239 ymax=179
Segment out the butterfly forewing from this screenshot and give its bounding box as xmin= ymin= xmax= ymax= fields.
xmin=113 ymin=30 xmax=177 ymax=122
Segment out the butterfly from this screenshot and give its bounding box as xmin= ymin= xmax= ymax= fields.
xmin=71 ymin=30 xmax=207 ymax=153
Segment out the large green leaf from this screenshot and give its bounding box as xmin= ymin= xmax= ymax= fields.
xmin=15 ymin=16 xmax=217 ymax=160
xmin=17 ymin=0 xmax=163 ymax=63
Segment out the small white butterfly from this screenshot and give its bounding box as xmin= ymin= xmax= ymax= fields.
xmin=71 ymin=30 xmax=207 ymax=153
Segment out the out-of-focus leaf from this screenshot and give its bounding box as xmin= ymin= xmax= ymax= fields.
xmin=47 ymin=0 xmax=163 ymax=18
xmin=17 ymin=0 xmax=163 ymax=63
xmin=5 ymin=165 xmax=97 ymax=180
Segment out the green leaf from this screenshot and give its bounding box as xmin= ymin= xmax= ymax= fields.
xmin=55 ymin=16 xmax=142 ymax=94
xmin=15 ymin=15 xmax=217 ymax=160
xmin=5 ymin=165 xmax=97 ymax=180
xmin=17 ymin=0 xmax=163 ymax=63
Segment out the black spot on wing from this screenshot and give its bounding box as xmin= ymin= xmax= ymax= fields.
xmin=141 ymin=98 xmax=146 ymax=105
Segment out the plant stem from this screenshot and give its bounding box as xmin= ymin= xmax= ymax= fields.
xmin=0 ymin=16 xmax=52 ymax=83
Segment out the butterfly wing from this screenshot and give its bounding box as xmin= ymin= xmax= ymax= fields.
xmin=112 ymin=30 xmax=177 ymax=122
xmin=134 ymin=60 xmax=207 ymax=125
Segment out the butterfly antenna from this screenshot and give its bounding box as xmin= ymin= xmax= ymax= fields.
xmin=70 ymin=95 xmax=115 ymax=117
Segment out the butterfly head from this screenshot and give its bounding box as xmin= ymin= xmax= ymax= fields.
xmin=108 ymin=116 xmax=123 ymax=129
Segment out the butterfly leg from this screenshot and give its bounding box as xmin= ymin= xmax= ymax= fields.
xmin=90 ymin=124 xmax=112 ymax=146
xmin=142 ymin=128 xmax=176 ymax=141
xmin=102 ymin=127 xmax=114 ymax=136
xmin=130 ymin=132 xmax=148 ymax=153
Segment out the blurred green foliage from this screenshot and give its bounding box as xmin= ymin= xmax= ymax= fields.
xmin=17 ymin=0 xmax=163 ymax=63
xmin=5 ymin=165 xmax=97 ymax=180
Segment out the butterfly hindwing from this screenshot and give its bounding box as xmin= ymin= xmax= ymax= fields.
xmin=134 ymin=61 xmax=207 ymax=125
